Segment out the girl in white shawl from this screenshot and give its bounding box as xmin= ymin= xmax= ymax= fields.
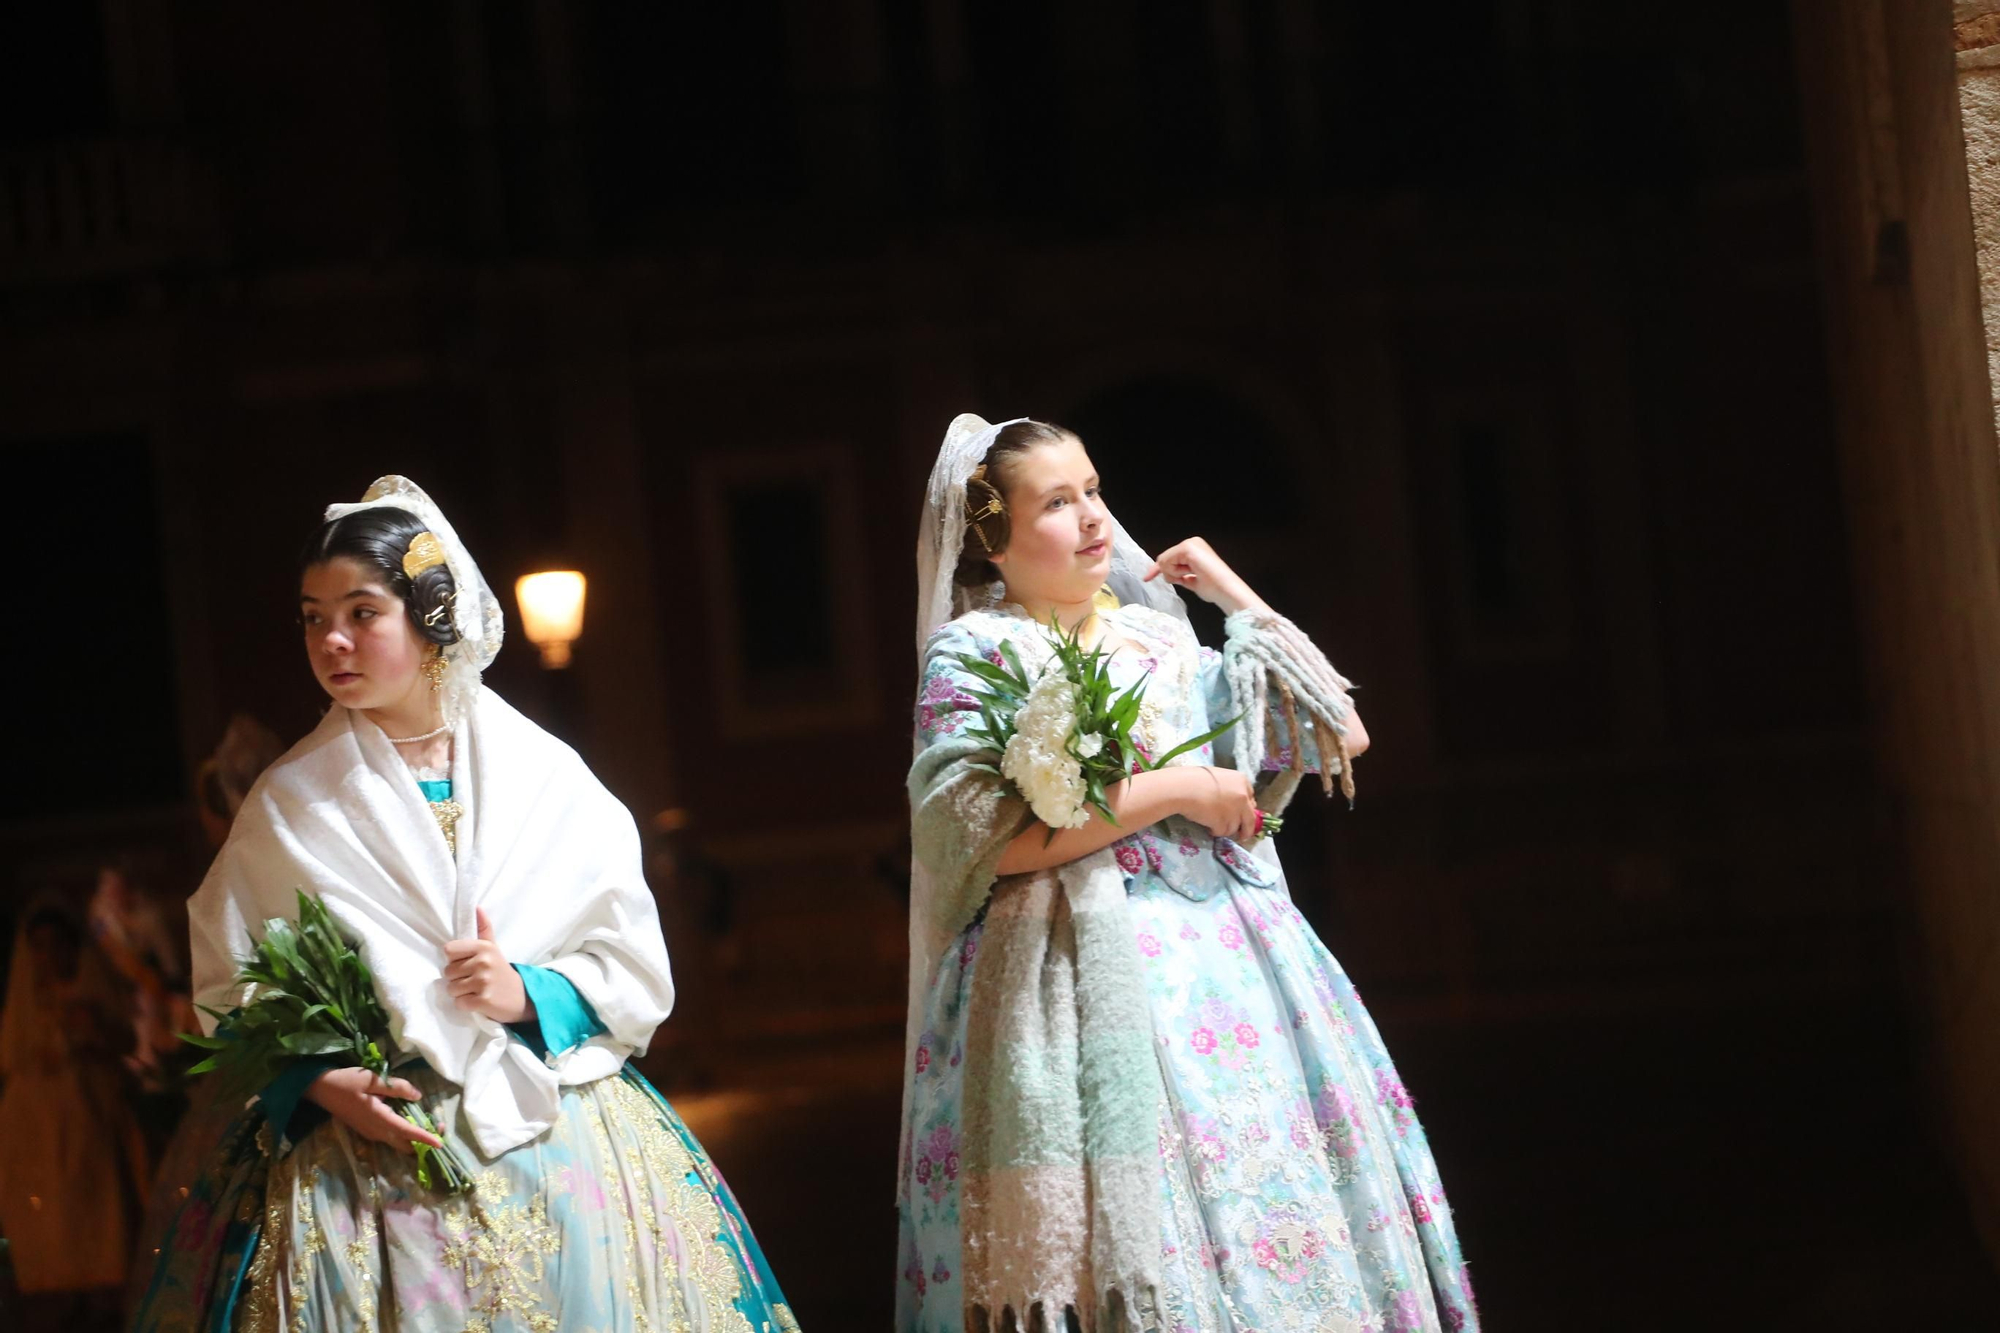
xmin=130 ymin=477 xmax=798 ymax=1333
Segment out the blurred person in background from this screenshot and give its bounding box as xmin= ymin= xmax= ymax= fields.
xmin=0 ymin=898 xmax=151 ymax=1333
xmin=86 ymin=864 xmax=188 ymax=1091
xmin=191 ymin=714 xmax=284 ymax=854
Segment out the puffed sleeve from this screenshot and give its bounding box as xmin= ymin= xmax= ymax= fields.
xmin=907 ymin=619 xmax=1036 ymax=945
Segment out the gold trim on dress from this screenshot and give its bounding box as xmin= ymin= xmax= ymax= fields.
xmin=429 ymin=797 xmax=463 ymax=856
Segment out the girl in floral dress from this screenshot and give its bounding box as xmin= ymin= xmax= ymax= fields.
xmin=900 ymin=417 xmax=1477 ymax=1333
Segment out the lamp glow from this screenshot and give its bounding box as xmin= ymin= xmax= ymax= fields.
xmin=515 ymin=571 xmax=586 ymax=669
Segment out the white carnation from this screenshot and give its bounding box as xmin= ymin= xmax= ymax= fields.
xmin=1001 ymin=671 xmax=1091 ymax=829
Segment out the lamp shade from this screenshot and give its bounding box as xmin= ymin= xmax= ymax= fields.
xmin=515 ymin=570 xmax=586 ymax=668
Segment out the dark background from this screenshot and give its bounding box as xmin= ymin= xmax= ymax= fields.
xmin=2 ymin=2 xmax=1995 ymax=1328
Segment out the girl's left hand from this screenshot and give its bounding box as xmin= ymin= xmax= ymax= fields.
xmin=1143 ymin=537 xmax=1270 ymax=615
xmin=442 ymin=908 xmax=533 ymax=1024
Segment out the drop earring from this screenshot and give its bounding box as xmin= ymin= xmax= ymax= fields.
xmin=422 ymin=647 xmax=448 ymax=692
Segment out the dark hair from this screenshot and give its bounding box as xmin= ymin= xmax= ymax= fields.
xmin=952 ymin=419 xmax=1079 ymax=587
xmin=300 ymin=506 xmax=462 ymax=647
xmin=23 ymin=906 xmax=80 ymax=948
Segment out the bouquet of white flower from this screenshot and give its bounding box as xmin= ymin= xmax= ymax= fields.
xmin=954 ymin=615 xmax=1251 ymax=836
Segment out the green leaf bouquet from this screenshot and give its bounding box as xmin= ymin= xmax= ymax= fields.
xmin=183 ymin=890 xmax=470 ymax=1193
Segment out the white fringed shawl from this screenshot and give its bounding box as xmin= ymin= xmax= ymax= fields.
xmin=189 ymin=687 xmax=675 ymax=1159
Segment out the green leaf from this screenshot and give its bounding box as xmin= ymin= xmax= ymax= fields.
xmin=953 ymin=654 xmax=1026 ymax=692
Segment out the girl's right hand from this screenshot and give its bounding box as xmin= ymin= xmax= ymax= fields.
xmin=1180 ymin=766 xmax=1261 ymax=843
xmin=304 ymin=1067 xmax=443 ymax=1154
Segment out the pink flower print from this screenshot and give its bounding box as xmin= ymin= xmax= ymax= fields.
xmin=1411 ymin=1192 xmax=1434 ymax=1224
xmin=1141 ymin=837 xmax=1165 ymax=872
xmin=1183 ymin=1116 xmax=1228 ymax=1170
xmin=1233 ymin=1021 xmax=1261 ymax=1049
xmin=960 ymin=931 xmax=980 ymax=967
xmin=918 ymin=675 xmax=976 ymax=737
xmin=1218 ymin=922 xmax=1244 ymax=951
xmin=1114 ymin=843 xmax=1145 ymax=875
xmin=1387 ymin=1290 xmax=1425 ymax=1333
xmin=1136 ymin=932 xmax=1162 ymax=958
xmin=1376 ymin=1067 xmax=1414 ymax=1111
xmin=1444 ymin=1306 xmax=1468 ymax=1332
xmin=917 ymin=1125 xmax=958 ymax=1202
xmin=949 ymin=1046 xmax=962 ymax=1067
xmin=1138 ymin=655 xmax=1160 ymax=674
xmin=1201 ymin=997 xmax=1232 ymax=1025
xmin=932 ymin=1257 xmax=953 ymax=1284
xmin=1288 ymin=1106 xmax=1315 ymax=1151
xmin=914 ymin=1043 xmax=932 ymax=1075
xmin=1248 ymin=1221 xmax=1323 ymax=1284
xmin=1178 ymin=835 xmax=1200 ymax=857
xmin=1179 ymin=923 xmax=1201 ymax=942
xmin=987 ymin=648 xmax=1006 ymax=667
xmin=1191 ymin=1027 xmax=1219 ymax=1056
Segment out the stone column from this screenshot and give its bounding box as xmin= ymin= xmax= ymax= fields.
xmin=1957 ymin=3 xmax=2000 ymax=425
xmin=1795 ymin=0 xmax=2000 ymax=1261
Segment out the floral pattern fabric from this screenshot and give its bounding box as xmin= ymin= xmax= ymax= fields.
xmin=899 ymin=605 xmax=1477 ymax=1333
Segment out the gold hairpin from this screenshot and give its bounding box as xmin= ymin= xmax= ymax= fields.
xmin=403 ymin=532 xmax=447 ymax=580
xmin=421 ymin=587 xmax=457 ymax=627
xmin=964 ymin=467 xmax=1006 ymax=551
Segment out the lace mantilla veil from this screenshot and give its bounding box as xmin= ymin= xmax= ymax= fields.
xmin=323 ymin=475 xmax=505 ymax=727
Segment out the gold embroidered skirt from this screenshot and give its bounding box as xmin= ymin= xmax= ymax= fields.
xmin=180 ymin=1065 xmax=795 ymax=1333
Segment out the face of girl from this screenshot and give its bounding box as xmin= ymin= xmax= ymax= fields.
xmin=300 ymin=557 xmax=431 ymax=713
xmin=989 ymin=434 xmax=1115 ymax=608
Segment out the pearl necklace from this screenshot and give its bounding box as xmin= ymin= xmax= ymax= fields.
xmin=385 ymin=720 xmax=452 ymax=745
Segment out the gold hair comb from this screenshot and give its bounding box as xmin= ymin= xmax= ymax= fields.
xmin=403 ymin=532 xmax=447 ymax=580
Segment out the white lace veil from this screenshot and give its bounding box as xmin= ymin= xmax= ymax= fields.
xmin=913 ymin=412 xmax=1189 ymax=660
xmin=323 ymin=475 xmax=505 ymax=725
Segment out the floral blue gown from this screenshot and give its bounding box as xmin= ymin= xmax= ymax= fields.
xmin=898 ymin=603 xmax=1478 ymax=1333
xmin=130 ymin=776 xmax=797 ymax=1333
